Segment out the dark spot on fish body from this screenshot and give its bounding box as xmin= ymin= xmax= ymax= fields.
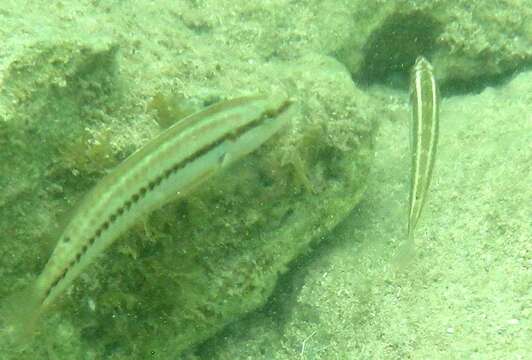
xmin=43 ymin=288 xmax=52 ymax=301
xmin=45 ymin=267 xmax=70 ymax=302
xmin=226 ymin=130 xmax=239 ymax=141
xmin=50 ymin=277 xmax=60 ymax=293
xmin=36 ymin=95 xmax=292 ymax=308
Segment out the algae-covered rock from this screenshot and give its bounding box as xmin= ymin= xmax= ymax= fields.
xmin=69 ymin=55 xmax=375 ymax=358
xmin=0 ymin=35 xmax=122 ymax=359
xmin=333 ymin=0 xmax=532 ymax=90
xmin=0 ymin=36 xmax=119 ymax=199
xmin=0 ymin=29 xmax=377 ymax=360
xmin=0 ymin=37 xmax=119 ymax=264
xmin=201 ymin=69 xmax=532 ymax=360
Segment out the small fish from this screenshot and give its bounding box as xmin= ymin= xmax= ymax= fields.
xmin=407 ymin=56 xmax=440 ymax=248
xmin=1 ymin=94 xmax=293 ymax=340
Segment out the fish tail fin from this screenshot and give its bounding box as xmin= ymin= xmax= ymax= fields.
xmin=0 ymin=283 xmax=43 ymax=348
xmin=393 ymin=229 xmax=416 ymax=270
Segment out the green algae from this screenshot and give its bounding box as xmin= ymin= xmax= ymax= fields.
xmin=2 ymin=1 xmax=528 ymax=359
xmin=0 ymin=34 xmax=376 ymax=360
xmin=148 ymin=92 xmax=197 ymax=129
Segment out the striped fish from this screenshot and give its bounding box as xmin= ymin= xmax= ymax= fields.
xmin=2 ymin=94 xmax=293 ymax=339
xmin=407 ymin=56 xmax=440 ymax=247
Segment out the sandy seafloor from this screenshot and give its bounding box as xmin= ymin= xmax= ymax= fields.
xmin=0 ymin=1 xmax=530 ymax=359
xmin=195 ymin=70 xmax=531 ymax=359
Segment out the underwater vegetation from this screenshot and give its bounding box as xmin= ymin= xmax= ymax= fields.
xmin=2 ymin=0 xmax=528 ymax=358
xmin=0 ymin=35 xmax=376 ymax=358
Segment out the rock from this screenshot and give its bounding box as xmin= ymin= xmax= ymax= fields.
xmin=0 ymin=3 xmax=377 ymax=359
xmin=201 ymin=69 xmax=532 ymax=359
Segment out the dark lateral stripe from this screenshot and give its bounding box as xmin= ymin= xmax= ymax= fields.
xmin=38 ymin=95 xmax=293 ymax=306
xmin=408 ymin=56 xmax=439 ymax=241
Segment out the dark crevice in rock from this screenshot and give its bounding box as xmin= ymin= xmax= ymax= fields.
xmin=354 ymin=11 xmax=443 ymax=88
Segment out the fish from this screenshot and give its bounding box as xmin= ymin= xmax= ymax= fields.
xmin=407 ymin=56 xmax=440 ymax=249
xmin=1 ymin=94 xmax=293 ymax=340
